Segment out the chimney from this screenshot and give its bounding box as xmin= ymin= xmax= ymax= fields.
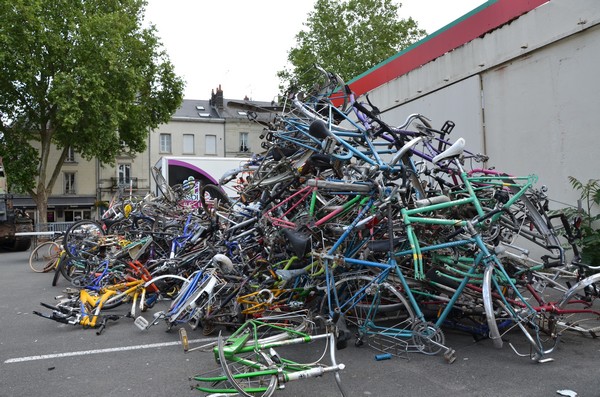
xmin=213 ymin=84 xmax=224 ymax=110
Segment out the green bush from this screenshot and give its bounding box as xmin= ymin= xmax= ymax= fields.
xmin=564 ymin=177 xmax=600 ymax=265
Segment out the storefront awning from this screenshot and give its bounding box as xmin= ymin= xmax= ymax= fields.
xmin=12 ymin=196 xmax=96 ymax=208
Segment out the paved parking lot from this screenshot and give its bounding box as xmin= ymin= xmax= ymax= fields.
xmin=1 ymin=249 xmax=599 ymax=397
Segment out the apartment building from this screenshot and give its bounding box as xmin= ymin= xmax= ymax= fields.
xmin=15 ymin=86 xmax=274 ymax=223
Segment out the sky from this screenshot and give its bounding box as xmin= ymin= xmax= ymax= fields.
xmin=144 ymin=0 xmax=487 ymax=102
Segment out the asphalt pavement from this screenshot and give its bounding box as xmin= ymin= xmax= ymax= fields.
xmin=1 ymin=249 xmax=599 ymax=397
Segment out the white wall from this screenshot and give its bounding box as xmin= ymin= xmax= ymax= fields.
xmin=366 ymin=0 xmax=600 ymax=211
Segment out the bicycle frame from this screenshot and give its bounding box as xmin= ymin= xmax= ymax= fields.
xmin=78 ymin=279 xmax=146 ymax=327
xmin=168 ymin=212 xmax=205 ymax=258
xmin=262 ymin=183 xmax=368 ymax=229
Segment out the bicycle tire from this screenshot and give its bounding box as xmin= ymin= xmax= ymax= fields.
xmin=51 ymin=251 xmax=67 ymax=287
xmin=482 ymin=263 xmax=557 ymax=360
xmin=555 ymin=272 xmax=600 ymax=337
xmin=504 ymin=183 xmax=562 ymax=251
xmin=200 ymin=183 xmax=232 ymax=212
xmin=217 ymin=332 xmax=278 ymax=397
xmin=482 ymin=265 xmax=504 ymax=349
xmin=105 ymin=218 xmax=132 ymax=235
xmin=60 ymin=255 xmax=90 ymax=283
xmin=63 ymin=220 xmax=106 ymax=259
xmin=329 ymin=274 xmax=415 ymax=328
xmin=29 ymin=241 xmax=61 ymax=273
xmin=152 ymin=166 xmax=177 ymax=203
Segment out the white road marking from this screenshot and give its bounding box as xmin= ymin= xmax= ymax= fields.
xmin=4 ymin=337 xmax=217 ymax=363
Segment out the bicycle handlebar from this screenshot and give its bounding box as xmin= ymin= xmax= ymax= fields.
xmin=540 ymin=245 xmax=565 ymax=268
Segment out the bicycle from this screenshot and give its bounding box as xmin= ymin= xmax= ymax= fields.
xmin=34 ymin=260 xmax=182 ymax=334
xmin=34 ymin=279 xmax=149 ymax=334
xmin=181 ymin=311 xmax=348 ymax=397
xmin=29 ymin=232 xmax=63 ymax=273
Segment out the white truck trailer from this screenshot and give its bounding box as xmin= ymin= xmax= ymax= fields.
xmin=153 ymin=156 xmax=252 ymax=204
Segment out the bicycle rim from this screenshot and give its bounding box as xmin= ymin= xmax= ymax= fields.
xmin=483 ymin=264 xmax=555 ymax=360
xmin=217 ymin=332 xmax=278 ymax=397
xmin=555 ymin=273 xmax=600 ymax=337
xmin=29 ymin=241 xmax=61 ymax=273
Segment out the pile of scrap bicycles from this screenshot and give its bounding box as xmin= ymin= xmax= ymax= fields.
xmin=33 ymin=66 xmax=600 ymax=396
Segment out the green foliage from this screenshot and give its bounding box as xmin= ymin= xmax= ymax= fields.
xmin=0 ymin=0 xmax=184 ymax=196
xmin=278 ymin=0 xmax=426 ymax=93
xmin=566 ymin=176 xmax=600 ymax=265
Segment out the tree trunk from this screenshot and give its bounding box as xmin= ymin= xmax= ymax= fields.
xmin=32 ymin=188 xmax=49 ymax=231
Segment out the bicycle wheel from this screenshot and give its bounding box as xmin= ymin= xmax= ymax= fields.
xmin=482 ymin=263 xmax=558 ymax=360
xmin=502 ymin=183 xmax=562 ymax=252
xmin=52 ymin=251 xmax=68 ymax=286
xmin=200 ymin=183 xmax=232 ymax=211
xmin=555 ymin=273 xmax=600 ymax=337
xmin=216 ymin=332 xmax=278 ymax=397
xmin=29 ymin=241 xmax=61 ymax=273
xmin=152 ymin=166 xmax=177 ymax=204
xmin=105 ymin=218 xmax=132 ymax=235
xmin=330 ymin=274 xmax=415 ymax=328
xmin=59 ymin=255 xmax=91 ymax=283
xmin=63 ymin=220 xmax=106 ymax=259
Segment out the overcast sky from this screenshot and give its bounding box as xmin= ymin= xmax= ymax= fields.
xmin=144 ymin=0 xmax=487 ymax=101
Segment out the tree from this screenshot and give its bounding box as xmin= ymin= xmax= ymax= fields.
xmin=0 ymin=0 xmax=184 ymax=223
xmin=278 ymin=0 xmax=426 ymax=93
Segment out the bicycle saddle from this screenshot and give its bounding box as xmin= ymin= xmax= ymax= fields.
xmin=282 ymin=228 xmax=311 ymax=259
xmin=390 ymin=136 xmax=424 ymax=166
xmin=212 ymin=253 xmax=235 ymax=274
xmin=432 ymin=137 xmax=466 ymax=164
xmin=308 ymin=119 xmax=332 ymax=139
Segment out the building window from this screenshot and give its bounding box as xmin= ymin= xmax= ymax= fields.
xmin=159 ymin=133 xmax=171 ymax=153
xmin=46 ymin=211 xmax=55 ymax=223
xmin=64 ymin=210 xmax=91 ymax=222
xmin=64 ymin=172 xmax=76 ymax=194
xmin=183 ymin=134 xmax=195 ymax=154
xmin=239 ymin=132 xmax=249 ymax=152
xmin=205 ymin=134 xmax=217 ymax=155
xmin=118 ymin=163 xmax=131 ymax=185
xmin=65 ymin=146 xmax=75 ymax=162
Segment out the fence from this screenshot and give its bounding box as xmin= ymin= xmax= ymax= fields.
xmin=35 ymin=222 xmax=74 ymax=233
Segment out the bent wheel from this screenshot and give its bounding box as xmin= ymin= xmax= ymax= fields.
xmin=217 ymin=332 xmax=278 ymax=397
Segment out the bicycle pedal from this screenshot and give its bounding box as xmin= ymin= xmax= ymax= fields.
xmin=443 ymin=349 xmax=457 ymax=364
xmin=134 ymin=316 xmax=150 ymax=330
